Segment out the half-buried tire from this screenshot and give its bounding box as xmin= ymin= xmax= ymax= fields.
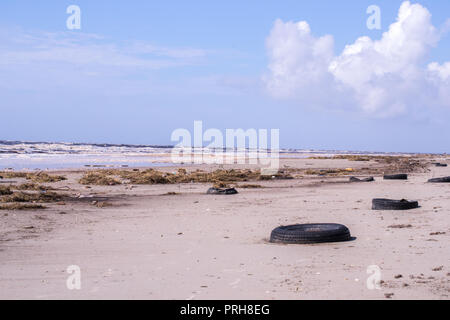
xmin=350 ymin=176 xmax=374 ymax=182
xmin=372 ymin=198 xmax=419 ymax=210
xmin=433 ymin=163 xmax=448 ymax=167
xmin=270 ymin=223 xmax=351 ymax=244
xmin=428 ymin=176 xmax=450 ymax=183
xmin=206 ymin=187 xmax=238 ymax=195
xmin=384 ymin=174 xmax=408 ymax=180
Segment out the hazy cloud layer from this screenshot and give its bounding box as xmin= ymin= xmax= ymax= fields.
xmin=0 ymin=29 xmax=206 ymax=69
xmin=265 ymin=1 xmax=450 ymax=117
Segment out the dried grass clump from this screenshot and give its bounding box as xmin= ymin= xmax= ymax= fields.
xmin=0 ymin=191 xmax=62 ymax=203
xmin=308 ymin=155 xmax=370 ymax=161
xmin=79 ymin=168 xmax=297 ymax=186
xmin=304 ymin=168 xmax=355 ymax=176
xmin=81 ymin=168 xmax=263 ymax=186
xmin=212 ymin=181 xmax=232 ymax=189
xmin=14 ymin=183 xmax=50 ymax=191
xmin=308 ymin=156 xmax=332 ymax=160
xmin=0 ymin=171 xmax=28 ymax=178
xmin=27 ymin=172 xmax=66 ymax=183
xmin=0 ymin=171 xmax=66 ymax=183
xmin=332 ymin=155 xmax=371 ymax=161
xmin=79 ymin=172 xmax=121 ymax=185
xmin=238 ymin=184 xmax=264 ymax=189
xmin=373 ymin=156 xmax=427 ymax=173
xmin=0 ymin=203 xmax=46 ymax=210
xmin=0 ymin=185 xmax=13 ymax=195
xmin=91 ymin=201 xmax=113 ymax=208
xmin=126 ymin=169 xmax=175 ymax=184
xmin=163 ymin=192 xmax=180 ymax=196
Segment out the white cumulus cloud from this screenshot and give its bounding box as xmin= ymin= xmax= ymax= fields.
xmin=265 ymin=1 xmax=450 ymax=117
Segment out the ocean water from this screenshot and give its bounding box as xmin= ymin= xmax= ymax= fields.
xmin=0 ymin=141 xmax=173 ymax=170
xmin=0 ymin=140 xmax=404 ymax=170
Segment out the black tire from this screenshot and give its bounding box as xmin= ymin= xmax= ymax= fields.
xmin=350 ymin=176 xmax=374 ymax=182
xmin=206 ymin=187 xmax=238 ymax=195
xmin=428 ymin=176 xmax=450 ymax=183
xmin=372 ymin=198 xmax=419 ymax=210
xmin=270 ymin=223 xmax=351 ymax=244
xmin=384 ymin=174 xmax=408 ymax=180
xmin=433 ymin=163 xmax=447 ymax=167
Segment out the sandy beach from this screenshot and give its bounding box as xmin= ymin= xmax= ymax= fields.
xmin=0 ymin=154 xmax=449 ymax=300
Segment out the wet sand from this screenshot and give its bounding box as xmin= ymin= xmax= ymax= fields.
xmin=0 ymin=156 xmax=449 ymax=299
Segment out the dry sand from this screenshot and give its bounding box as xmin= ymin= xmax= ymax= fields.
xmin=0 ymin=156 xmax=449 ymax=299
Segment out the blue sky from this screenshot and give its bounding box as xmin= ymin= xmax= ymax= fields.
xmin=1 ymin=1 xmax=450 ymax=153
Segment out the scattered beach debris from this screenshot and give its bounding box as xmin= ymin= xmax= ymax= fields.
xmin=372 ymin=199 xmax=419 ymax=210
xmin=270 ymin=223 xmax=351 ymax=244
xmin=388 ymin=224 xmax=413 ymax=229
xmin=432 ymin=266 xmax=444 ymax=272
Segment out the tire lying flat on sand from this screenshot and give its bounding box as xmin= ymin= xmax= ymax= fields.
xmin=383 ymin=174 xmax=408 ymax=180
xmin=206 ymin=187 xmax=238 ymax=195
xmin=433 ymin=163 xmax=448 ymax=167
xmin=428 ymin=176 xmax=450 ymax=183
xmin=349 ymin=176 xmax=374 ymax=182
xmin=372 ymin=198 xmax=419 ymax=210
xmin=270 ymin=223 xmax=351 ymax=244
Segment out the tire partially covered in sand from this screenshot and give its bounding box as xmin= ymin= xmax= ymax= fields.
xmin=428 ymin=176 xmax=450 ymax=183
xmin=349 ymin=176 xmax=374 ymax=182
xmin=383 ymin=174 xmax=408 ymax=180
xmin=433 ymin=163 xmax=448 ymax=167
xmin=206 ymin=187 xmax=238 ymax=195
xmin=270 ymin=223 xmax=351 ymax=244
xmin=372 ymin=198 xmax=419 ymax=210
